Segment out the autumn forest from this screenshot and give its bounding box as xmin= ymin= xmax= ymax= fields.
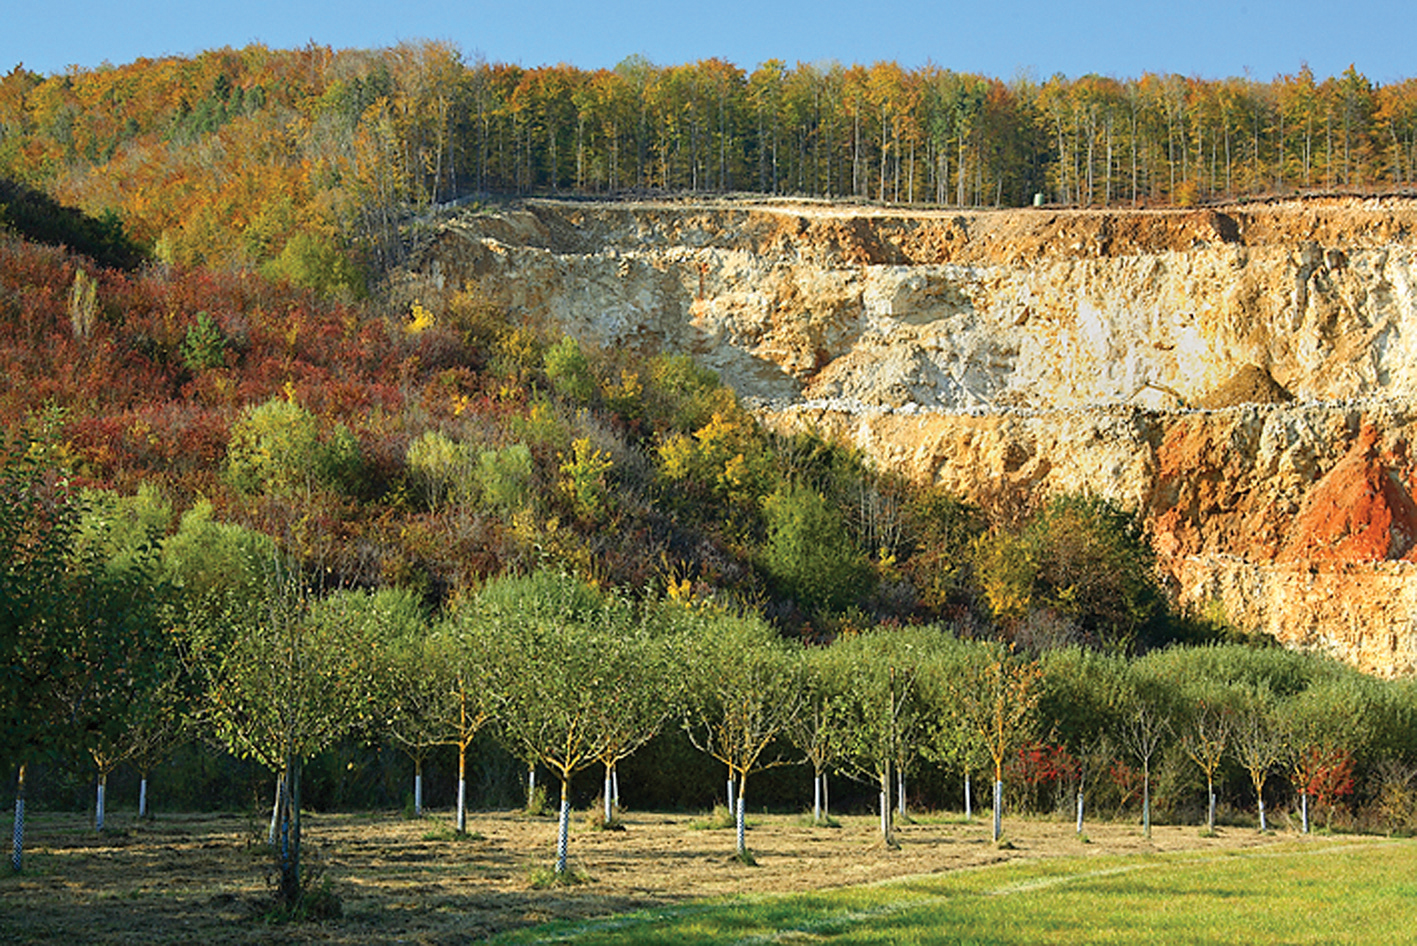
xmin=4 ymin=44 xmax=1417 ymax=286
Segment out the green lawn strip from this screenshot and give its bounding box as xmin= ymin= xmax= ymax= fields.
xmin=487 ymin=838 xmax=1417 ymax=946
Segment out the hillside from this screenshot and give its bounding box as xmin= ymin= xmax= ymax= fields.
xmin=409 ymin=195 xmax=1417 ymax=675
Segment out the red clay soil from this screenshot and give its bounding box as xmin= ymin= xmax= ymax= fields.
xmin=1279 ymin=424 xmax=1417 ymax=563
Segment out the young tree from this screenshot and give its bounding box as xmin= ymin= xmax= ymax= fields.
xmin=188 ymin=561 xmax=382 ymax=909
xmin=1 ymin=427 xmax=83 ymax=869
xmin=824 ymin=629 xmax=933 ymax=846
xmin=1117 ymin=681 xmax=1172 ymax=839
xmin=3 ymin=421 xmax=170 ymax=864
xmin=384 ymin=625 xmax=455 ymax=819
xmin=71 ymin=488 xmax=181 ymax=832
xmin=470 ymin=572 xmax=662 ymax=876
xmin=1037 ymin=646 xmax=1129 ymax=835
xmin=783 ymin=644 xmax=848 ymax=825
xmin=586 ymin=603 xmax=681 ymax=828
xmin=948 ymin=642 xmax=1042 ymax=842
xmin=681 ymin=611 xmax=804 ymax=861
xmin=1281 ymin=678 xmax=1371 ymax=833
xmin=1178 ymin=685 xmax=1234 ymax=833
xmin=119 ymin=669 xmax=191 ymax=820
xmin=1232 ymin=682 xmax=1287 ymax=832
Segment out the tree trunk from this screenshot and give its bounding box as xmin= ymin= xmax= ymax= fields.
xmin=612 ymin=765 xmax=620 ymax=808
xmin=726 ymin=774 xmax=735 ymax=813
xmin=1258 ymin=795 xmax=1267 ymax=832
xmin=603 ymin=763 xmax=614 ymax=825
xmin=964 ymin=772 xmax=972 ymax=820
xmin=457 ymin=744 xmax=467 ymax=833
xmin=881 ymin=751 xmax=893 ymax=843
xmin=268 ymin=769 xmax=284 ymax=846
xmin=414 ymin=757 xmax=423 ymax=818
xmin=897 ymin=767 xmax=906 ymax=818
xmin=1301 ymin=792 xmax=1310 ymax=834
xmin=95 ymin=770 xmax=107 ymax=832
xmin=1142 ymin=760 xmax=1152 ymax=839
xmin=1207 ymin=777 xmax=1216 ymax=833
xmin=992 ymin=778 xmax=1003 ymax=842
xmin=1076 ymin=789 xmax=1085 ymax=834
xmin=555 ymin=779 xmax=571 ymax=874
xmin=278 ymin=755 xmax=302 ymax=908
xmin=813 ymin=771 xmax=822 ymax=823
xmin=11 ymin=762 xmax=25 ymax=873
xmin=527 ymin=763 xmax=536 ymax=808
xmin=138 ymin=773 xmax=149 ymax=820
xmin=735 ymin=775 xmax=747 ymax=857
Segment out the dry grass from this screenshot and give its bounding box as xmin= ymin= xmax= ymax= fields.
xmin=2 ymin=807 xmax=1290 ymax=944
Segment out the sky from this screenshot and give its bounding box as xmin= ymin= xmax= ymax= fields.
xmin=1 ymin=0 xmax=1411 ymax=84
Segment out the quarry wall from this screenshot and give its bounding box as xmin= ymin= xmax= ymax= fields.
xmin=414 ymin=195 xmax=1417 ymax=675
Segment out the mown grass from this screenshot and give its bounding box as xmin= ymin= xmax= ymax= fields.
xmin=488 ymin=836 xmax=1417 ymax=945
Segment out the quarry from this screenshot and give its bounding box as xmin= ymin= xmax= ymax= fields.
xmin=412 ymin=195 xmax=1417 ymax=676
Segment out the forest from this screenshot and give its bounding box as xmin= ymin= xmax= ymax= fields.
xmin=3 ymin=44 xmax=1417 ymax=292
xmin=6 ymin=43 xmax=1417 ymax=916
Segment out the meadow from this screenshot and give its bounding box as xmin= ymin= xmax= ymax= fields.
xmin=4 ymin=807 xmax=1401 ymax=944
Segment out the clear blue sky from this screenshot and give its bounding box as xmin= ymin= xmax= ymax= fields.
xmin=1 ymin=0 xmax=1410 ymax=84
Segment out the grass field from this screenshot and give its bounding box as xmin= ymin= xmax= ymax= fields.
xmin=489 ymin=837 xmax=1417 ymax=945
xmin=1 ymin=809 xmax=1410 ymax=944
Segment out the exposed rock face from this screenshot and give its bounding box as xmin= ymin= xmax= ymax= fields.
xmin=412 ymin=196 xmax=1417 ymax=676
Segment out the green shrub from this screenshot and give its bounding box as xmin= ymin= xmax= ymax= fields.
xmin=180 ymin=312 xmax=227 ymax=371
xmin=226 ymin=395 xmax=362 ymax=497
xmin=543 ymin=336 xmax=597 ymax=404
xmin=762 ymin=482 xmax=873 ymax=614
xmin=477 ymin=442 xmax=535 ymax=513
xmin=260 ymin=232 xmax=365 ymax=300
xmin=405 ymin=429 xmax=475 ymax=509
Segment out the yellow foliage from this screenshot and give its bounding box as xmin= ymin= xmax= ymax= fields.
xmin=558 ymin=436 xmax=614 ymax=523
xmin=406 ymin=299 xmax=436 ymax=334
xmin=971 ymin=530 xmax=1036 ymax=624
xmin=718 ymin=452 xmax=750 ymax=492
xmin=656 ymin=433 xmax=696 ymax=482
xmin=603 ymin=368 xmax=644 ymax=416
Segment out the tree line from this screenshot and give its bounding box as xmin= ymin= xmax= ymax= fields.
xmin=4 ymin=45 xmax=1417 ymax=290
xmin=8 ymin=427 xmax=1417 ymax=911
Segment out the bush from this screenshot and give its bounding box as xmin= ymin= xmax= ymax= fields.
xmin=180 ymin=312 xmax=227 ymax=371
xmin=543 ymin=336 xmax=597 ymax=404
xmin=1029 ymin=494 xmax=1162 ymax=649
xmin=260 ymin=232 xmax=365 ymax=300
xmin=226 ymin=395 xmax=363 ymax=497
xmin=405 ymin=430 xmax=476 ymax=509
xmin=762 ymin=483 xmax=874 ymax=614
xmin=972 ymin=494 xmax=1163 ymax=650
